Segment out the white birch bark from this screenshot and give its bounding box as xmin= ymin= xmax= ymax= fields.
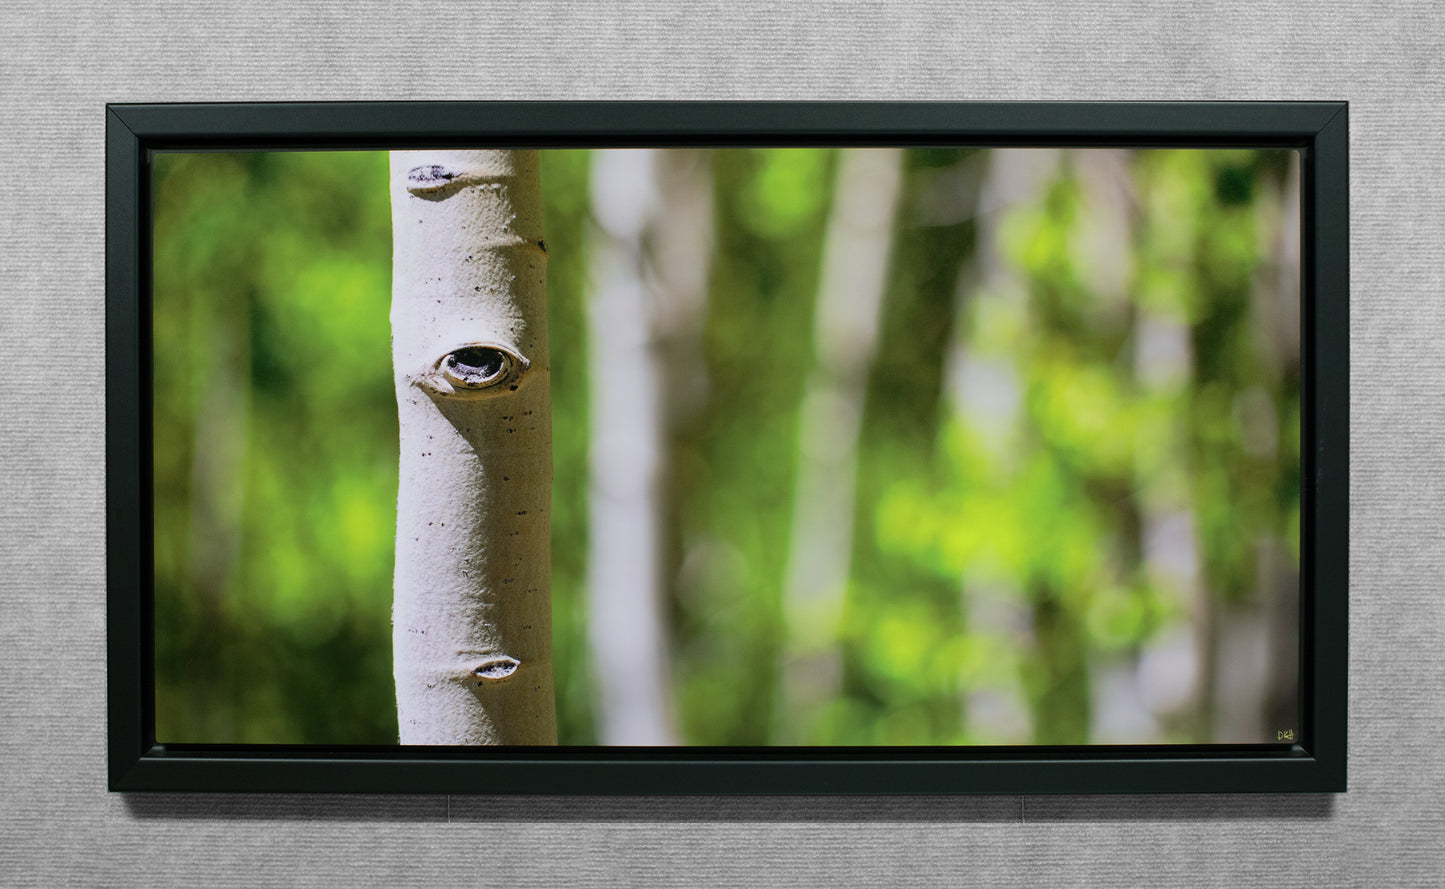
xmin=584 ymin=148 xmax=710 ymax=744
xmin=390 ymin=149 xmax=556 ymax=745
xmin=183 ymin=289 xmax=249 ymax=741
xmin=1261 ymin=152 xmax=1303 ymax=739
xmin=1129 ymin=151 xmax=1206 ymax=738
xmin=1068 ymin=148 xmax=1164 ymax=744
xmin=584 ymin=148 xmax=672 ymax=745
xmin=776 ymin=148 xmax=903 ymax=737
xmin=1211 ymin=151 xmax=1304 ymax=742
xmin=947 ymin=148 xmax=1062 ymax=743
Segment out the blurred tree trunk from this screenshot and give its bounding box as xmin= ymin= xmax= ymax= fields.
xmin=183 ymin=271 xmax=251 ymax=743
xmin=670 ymin=148 xmax=831 ymax=745
xmin=583 ymin=147 xmax=710 ymax=744
xmin=1210 ymin=151 xmax=1304 ymax=743
xmin=390 ymin=149 xmax=557 ymax=745
xmin=949 ymin=148 xmax=1062 ymax=744
xmin=1178 ymin=151 xmax=1299 ymax=744
xmin=1260 ymin=152 xmax=1303 ymax=740
xmin=1068 ymin=147 xmax=1152 ymax=744
xmin=777 ymin=148 xmax=904 ymax=739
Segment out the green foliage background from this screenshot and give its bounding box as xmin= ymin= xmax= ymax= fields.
xmin=151 ymin=146 xmax=1299 ymax=746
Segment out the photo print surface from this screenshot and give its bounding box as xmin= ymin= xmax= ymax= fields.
xmin=150 ymin=145 xmax=1302 ymax=747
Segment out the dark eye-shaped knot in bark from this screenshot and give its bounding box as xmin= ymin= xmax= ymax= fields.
xmin=405 ymin=164 xmax=487 ymax=200
xmin=416 ymin=343 xmax=528 ymax=397
xmin=447 ymin=347 xmax=507 ymax=385
xmin=473 ymin=657 xmax=520 ymax=682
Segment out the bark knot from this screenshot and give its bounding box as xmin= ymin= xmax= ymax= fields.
xmin=413 ymin=343 xmax=528 ymax=398
xmin=473 ymin=657 xmax=521 ymax=681
xmin=405 ymin=164 xmax=492 ymax=200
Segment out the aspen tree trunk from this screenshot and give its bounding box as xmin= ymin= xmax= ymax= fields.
xmin=776 ymin=148 xmax=903 ymax=738
xmin=1128 ymin=152 xmax=1208 ymax=740
xmin=185 ymin=287 xmax=250 ymax=742
xmin=585 ymin=148 xmax=711 ymax=744
xmin=584 ymin=147 xmax=672 ymax=745
xmin=1069 ymin=148 xmax=1153 ymax=743
xmin=1209 ymin=153 xmax=1304 ymax=742
xmin=1261 ymin=152 xmax=1303 ymax=739
xmin=390 ymin=149 xmax=556 ymax=745
xmin=948 ymin=148 xmax=1062 ymax=743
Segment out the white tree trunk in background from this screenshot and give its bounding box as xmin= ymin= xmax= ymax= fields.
xmin=584 ymin=147 xmax=710 ymax=745
xmin=184 ymin=292 xmax=250 ymax=741
xmin=947 ymin=148 xmax=1061 ymax=744
xmin=1127 ymin=150 xmax=1207 ymax=740
xmin=1260 ymin=152 xmax=1303 ymax=738
xmin=390 ymin=149 xmax=556 ymax=745
xmin=776 ymin=148 xmax=904 ymax=738
xmin=1212 ymin=151 xmax=1304 ymax=743
xmin=1068 ymin=148 xmax=1163 ymax=744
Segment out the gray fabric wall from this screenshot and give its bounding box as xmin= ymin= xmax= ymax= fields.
xmin=2 ymin=2 xmax=1440 ymax=886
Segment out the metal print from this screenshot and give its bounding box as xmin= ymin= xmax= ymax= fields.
xmin=108 ymin=102 xmax=1347 ymax=793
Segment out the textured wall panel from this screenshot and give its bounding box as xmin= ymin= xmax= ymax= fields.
xmin=2 ymin=2 xmax=1442 ymax=886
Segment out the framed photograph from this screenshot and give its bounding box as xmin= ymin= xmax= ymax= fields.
xmin=107 ymin=101 xmax=1347 ymax=793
